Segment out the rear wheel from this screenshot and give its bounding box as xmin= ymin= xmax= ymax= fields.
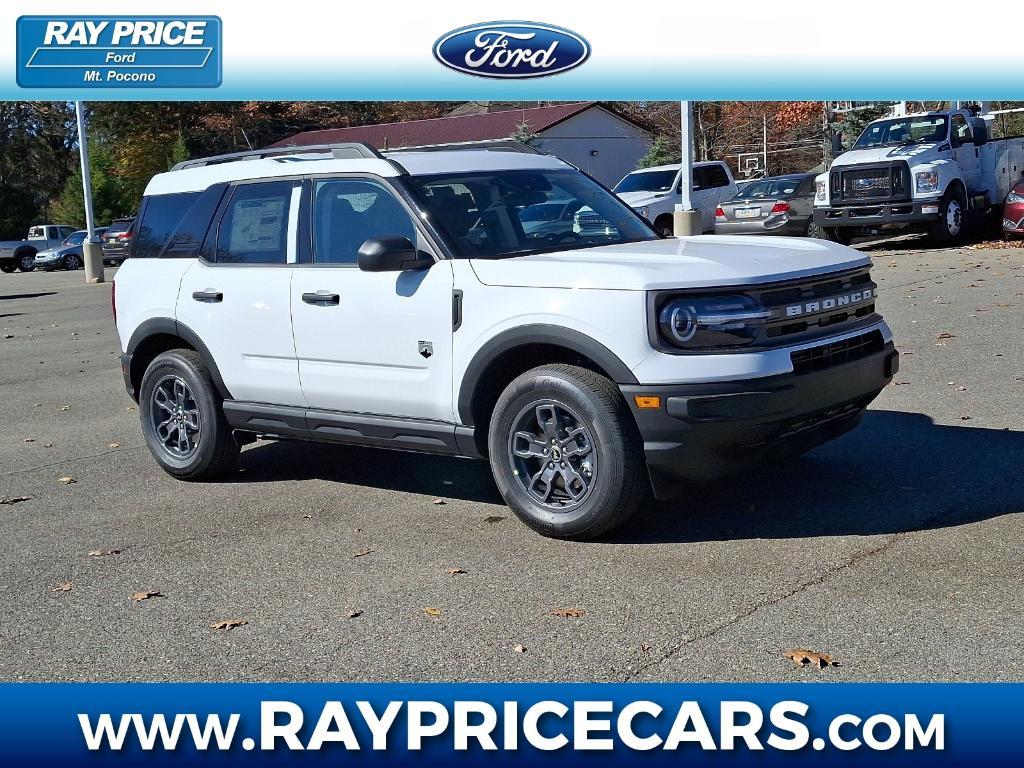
xmin=824 ymin=227 xmax=854 ymax=246
xmin=139 ymin=349 xmax=239 ymax=480
xmin=16 ymin=250 xmax=36 ymax=272
xmin=488 ymin=364 xmax=645 ymax=540
xmin=805 ymin=219 xmax=826 ymax=239
xmin=0 ymin=261 xmax=15 ymax=274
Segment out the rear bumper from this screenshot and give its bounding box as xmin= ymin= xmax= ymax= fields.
xmin=621 ymin=340 xmax=898 ymax=497
xmin=714 ymin=217 xmax=807 ymax=236
xmin=814 ymin=201 xmax=939 ymax=229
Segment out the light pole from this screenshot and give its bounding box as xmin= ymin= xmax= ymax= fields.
xmin=76 ymin=101 xmax=104 ymax=284
xmin=672 ymin=100 xmax=701 ymax=236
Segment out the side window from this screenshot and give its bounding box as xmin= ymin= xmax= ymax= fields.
xmin=312 ymin=178 xmax=416 ymax=265
xmin=692 ymin=167 xmax=706 ymax=191
xmin=135 ymin=192 xmax=201 ymax=258
xmin=705 ymin=165 xmax=731 ymax=189
xmin=58 ymin=226 xmax=75 ymax=239
xmin=951 ymin=115 xmax=971 ymax=145
xmin=216 ymin=181 xmax=293 ymax=264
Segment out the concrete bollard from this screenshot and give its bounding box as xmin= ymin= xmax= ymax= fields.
xmin=82 ymin=237 xmax=105 ymax=284
xmin=672 ymin=209 xmax=702 ymax=237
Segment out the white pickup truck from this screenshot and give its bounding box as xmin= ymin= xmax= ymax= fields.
xmin=0 ymin=224 xmax=77 ymax=273
xmin=814 ymin=109 xmax=1024 ymax=244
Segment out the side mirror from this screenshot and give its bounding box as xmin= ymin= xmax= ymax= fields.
xmin=357 ymin=237 xmax=431 ymax=272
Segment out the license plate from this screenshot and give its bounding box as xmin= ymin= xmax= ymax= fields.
xmin=735 ymin=207 xmax=761 ymax=219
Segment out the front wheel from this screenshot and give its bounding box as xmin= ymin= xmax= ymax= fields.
xmin=930 ymin=191 xmax=966 ymax=245
xmin=824 ymin=227 xmax=854 ymax=246
xmin=139 ymin=349 xmax=239 ymax=480
xmin=653 ymin=215 xmax=674 ymax=237
xmin=487 ymin=364 xmax=646 ymax=540
xmin=64 ymin=253 xmax=82 ymax=270
xmin=17 ymin=251 xmax=36 ymax=272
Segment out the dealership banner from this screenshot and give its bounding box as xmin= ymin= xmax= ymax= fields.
xmin=0 ymin=683 xmax=1020 ymax=765
xmin=0 ymin=0 xmax=1021 ymax=99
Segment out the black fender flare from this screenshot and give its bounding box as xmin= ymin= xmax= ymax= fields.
xmin=456 ymin=324 xmax=638 ymax=425
xmin=126 ymin=318 xmax=232 ymax=400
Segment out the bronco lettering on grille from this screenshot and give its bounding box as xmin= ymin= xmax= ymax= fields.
xmin=784 ymin=288 xmax=873 ymax=318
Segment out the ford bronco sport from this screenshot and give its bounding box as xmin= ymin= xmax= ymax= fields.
xmin=115 ymin=143 xmax=897 ymax=539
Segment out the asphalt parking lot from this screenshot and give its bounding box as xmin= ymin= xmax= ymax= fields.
xmin=1 ymin=240 xmax=1022 ymax=683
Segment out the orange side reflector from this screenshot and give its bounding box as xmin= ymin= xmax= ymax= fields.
xmin=633 ymin=396 xmax=662 ymax=409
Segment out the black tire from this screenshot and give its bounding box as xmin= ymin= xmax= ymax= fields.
xmin=654 ymin=215 xmax=674 ymax=237
xmin=805 ymin=219 xmax=826 ymax=239
xmin=929 ymin=189 xmax=966 ymax=246
xmin=0 ymin=261 xmax=15 ymax=274
xmin=138 ymin=349 xmax=239 ymax=480
xmin=64 ymin=253 xmax=82 ymax=270
xmin=16 ymin=250 xmax=36 ymax=272
xmin=487 ymin=364 xmax=646 ymax=540
xmin=824 ymin=227 xmax=854 ymax=246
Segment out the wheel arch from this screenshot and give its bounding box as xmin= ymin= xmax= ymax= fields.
xmin=944 ymin=178 xmax=967 ymax=203
xmin=126 ymin=318 xmax=231 ymax=401
xmin=457 ymin=325 xmax=638 ymax=452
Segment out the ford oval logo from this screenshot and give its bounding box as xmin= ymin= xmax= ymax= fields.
xmin=433 ymin=21 xmax=590 ymax=79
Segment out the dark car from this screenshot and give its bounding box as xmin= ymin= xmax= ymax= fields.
xmin=714 ymin=173 xmax=821 ymax=237
xmin=1003 ymin=179 xmax=1024 ymax=240
xmin=101 ymin=217 xmax=135 ymax=265
xmin=32 ymin=228 xmax=108 ymax=271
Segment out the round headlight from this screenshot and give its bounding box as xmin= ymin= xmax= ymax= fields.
xmin=666 ymin=302 xmax=697 ymax=343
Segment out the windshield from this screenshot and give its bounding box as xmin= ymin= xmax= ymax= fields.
xmin=854 ymin=116 xmax=948 ymax=149
xmin=62 ymin=231 xmax=87 ymax=246
xmin=613 ymin=169 xmax=678 ymax=194
xmin=406 ymin=169 xmax=658 ymax=259
xmin=733 ymin=177 xmax=806 ymax=200
xmin=107 ymin=219 xmax=133 ymax=233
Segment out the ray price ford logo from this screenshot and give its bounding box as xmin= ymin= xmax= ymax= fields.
xmin=16 ymin=16 xmax=222 ymax=88
xmin=433 ymin=22 xmax=590 ymax=79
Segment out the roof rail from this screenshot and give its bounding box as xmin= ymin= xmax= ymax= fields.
xmin=386 ymin=140 xmax=544 ymax=155
xmin=171 ymin=142 xmax=386 ymax=171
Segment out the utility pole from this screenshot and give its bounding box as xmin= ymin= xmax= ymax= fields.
xmin=673 ymin=100 xmax=701 ymax=237
xmin=762 ymin=115 xmax=768 ymax=177
xmin=76 ymin=101 xmax=104 ymax=284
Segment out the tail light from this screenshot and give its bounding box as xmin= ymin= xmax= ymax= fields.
xmin=111 ymin=280 xmax=117 ymax=327
xmin=117 ymin=231 xmax=132 ymax=240
xmin=770 ymin=201 xmax=791 ymax=214
xmin=715 ymin=206 xmax=726 ymax=220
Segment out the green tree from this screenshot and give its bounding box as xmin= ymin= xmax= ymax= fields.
xmin=51 ymin=143 xmax=129 ymax=228
xmin=637 ymin=136 xmax=679 ymax=169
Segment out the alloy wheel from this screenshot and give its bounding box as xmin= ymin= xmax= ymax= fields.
xmin=507 ymin=400 xmax=598 ymax=510
xmin=150 ymin=375 xmax=202 ymax=459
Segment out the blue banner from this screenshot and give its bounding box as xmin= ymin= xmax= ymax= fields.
xmin=0 ymin=683 xmax=1019 ymax=765
xmin=15 ymin=16 xmax=222 ymax=89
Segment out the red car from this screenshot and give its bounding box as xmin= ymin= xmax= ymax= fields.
xmin=1004 ymin=179 xmax=1024 ymax=239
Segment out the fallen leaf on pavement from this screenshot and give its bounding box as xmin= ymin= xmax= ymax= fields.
xmin=641 ymin=643 xmax=652 ymax=654
xmin=131 ymin=590 xmax=163 ymax=602
xmin=549 ymin=608 xmax=585 ymax=618
xmin=432 ymin=498 xmax=447 ymax=505
xmin=513 ymin=644 xmax=526 ymax=653
xmin=43 ymin=443 xmax=53 ymax=448
xmin=353 ymin=548 xmax=372 ymax=558
xmin=446 ymin=567 xmax=467 ymax=576
xmin=935 ymin=332 xmax=956 ymax=340
xmin=52 ymin=581 xmax=73 ymax=592
xmin=87 ymin=548 xmax=120 ymax=557
xmin=783 ymin=648 xmax=839 ymax=669
xmin=424 ymin=607 xmax=441 ymax=617
xmin=23 ymin=438 xmax=34 ymax=443
xmin=57 ymin=476 xmax=76 ymax=485
xmin=0 ymin=495 xmax=32 ymax=505
xmin=58 ymin=405 xmax=71 ymax=411
xmin=484 ymin=515 xmax=505 ymax=524
xmin=347 ymin=609 xmax=362 ymax=619
xmin=108 ymin=442 xmax=121 ymax=449
xmin=957 ymin=415 xmax=972 ymax=421
xmin=211 ymin=619 xmax=247 ymax=631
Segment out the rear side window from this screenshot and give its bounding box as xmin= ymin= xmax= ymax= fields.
xmin=216 ymin=181 xmax=293 ymax=264
xmin=701 ymin=165 xmax=732 ymax=189
xmin=135 ymin=194 xmax=199 ymax=258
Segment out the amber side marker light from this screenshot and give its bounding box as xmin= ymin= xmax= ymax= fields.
xmin=633 ymin=395 xmax=662 ymax=409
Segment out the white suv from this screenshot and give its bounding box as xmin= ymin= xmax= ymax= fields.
xmin=115 ymin=143 xmax=897 ymax=539
xmin=613 ymin=161 xmax=738 ymax=235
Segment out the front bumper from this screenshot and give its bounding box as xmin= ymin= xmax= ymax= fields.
xmin=621 ymin=340 xmax=897 ymax=497
xmin=814 ymin=201 xmax=939 ymax=230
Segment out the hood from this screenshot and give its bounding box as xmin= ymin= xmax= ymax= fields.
xmin=615 ymin=190 xmax=673 ymax=209
xmin=469 ymin=236 xmax=869 ymax=291
xmin=832 ymin=142 xmax=941 ymax=168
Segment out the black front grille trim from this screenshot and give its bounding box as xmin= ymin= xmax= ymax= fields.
xmin=830 ymin=161 xmax=911 ymax=205
xmin=790 ymin=330 xmax=884 ymax=375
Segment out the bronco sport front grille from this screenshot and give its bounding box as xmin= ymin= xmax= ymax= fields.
xmin=753 ymin=267 xmax=878 ymax=343
xmin=790 ymin=329 xmax=884 ymax=375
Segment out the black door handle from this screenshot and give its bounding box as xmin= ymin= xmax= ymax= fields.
xmin=192 ymin=290 xmax=223 ymax=303
xmin=302 ymin=291 xmax=340 ymax=306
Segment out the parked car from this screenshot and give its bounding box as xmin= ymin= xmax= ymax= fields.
xmin=101 ymin=217 xmax=135 ymax=265
xmin=613 ymin=161 xmax=738 ymax=235
xmin=115 ymin=143 xmax=895 ymax=540
xmin=714 ymin=173 xmax=820 ymax=237
xmin=1002 ymin=179 xmax=1024 ymax=239
xmin=33 ymin=228 xmax=108 ymax=271
xmin=0 ymin=224 xmax=77 ymax=273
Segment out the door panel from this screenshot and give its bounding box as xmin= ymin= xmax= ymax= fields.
xmin=291 ymin=177 xmax=455 ymax=422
